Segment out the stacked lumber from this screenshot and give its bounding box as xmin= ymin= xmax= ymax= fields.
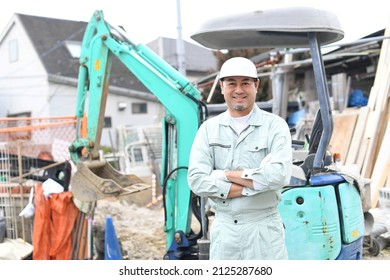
xmin=330 ymin=19 xmax=390 ymax=208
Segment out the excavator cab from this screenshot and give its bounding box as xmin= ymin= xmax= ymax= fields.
xmin=191 ymin=7 xmax=365 ymax=260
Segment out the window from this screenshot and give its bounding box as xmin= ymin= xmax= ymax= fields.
xmin=126 ymin=147 xmax=144 ymax=163
xmin=131 ymin=103 xmax=147 ymax=114
xmin=133 ymin=148 xmax=144 ymax=162
xmin=64 ymin=40 xmax=81 ymax=58
xmin=8 ymin=39 xmax=18 ymax=62
xmin=103 ymin=117 xmax=112 ymax=128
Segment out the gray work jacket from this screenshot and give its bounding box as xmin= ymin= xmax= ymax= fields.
xmin=188 ymin=105 xmax=292 ymax=215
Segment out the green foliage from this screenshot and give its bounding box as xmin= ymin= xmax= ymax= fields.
xmin=100 ymin=145 xmax=113 ymax=154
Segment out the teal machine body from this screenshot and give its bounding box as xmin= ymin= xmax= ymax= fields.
xmin=279 ymin=173 xmax=364 ymax=259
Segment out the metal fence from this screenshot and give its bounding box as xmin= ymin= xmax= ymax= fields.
xmin=0 ymin=116 xmax=79 ymax=244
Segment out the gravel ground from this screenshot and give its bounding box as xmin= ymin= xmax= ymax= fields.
xmin=363 ymin=248 xmax=390 ymax=260
xmin=93 ymin=198 xmax=166 ymax=260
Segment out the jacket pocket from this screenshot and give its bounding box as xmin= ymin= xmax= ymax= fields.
xmin=209 ymin=138 xmax=231 ymax=169
xmin=241 ymin=138 xmax=268 ymax=166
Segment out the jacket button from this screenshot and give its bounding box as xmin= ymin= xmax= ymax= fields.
xmin=234 ymin=220 xmax=238 ymax=224
xmin=220 ymin=193 xmax=224 ymax=197
xmin=222 ymin=201 xmax=226 ymax=204
xmin=244 ymin=174 xmax=248 ymax=177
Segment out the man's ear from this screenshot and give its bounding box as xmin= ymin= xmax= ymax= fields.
xmin=219 ymin=80 xmax=224 ymax=94
xmin=255 ymin=79 xmax=260 ymax=89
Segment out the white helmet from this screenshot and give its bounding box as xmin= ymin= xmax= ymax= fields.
xmin=219 ymin=57 xmax=258 ymax=79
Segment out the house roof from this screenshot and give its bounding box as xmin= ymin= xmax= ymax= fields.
xmin=18 ymin=14 xmax=85 ymax=78
xmin=14 ymin=13 xmax=217 ymax=97
xmin=17 ymin=13 xmax=150 ymax=94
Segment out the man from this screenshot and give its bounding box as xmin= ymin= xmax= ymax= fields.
xmin=187 ymin=57 xmax=292 ymax=260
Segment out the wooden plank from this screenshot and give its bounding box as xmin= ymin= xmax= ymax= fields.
xmin=331 ymin=21 xmax=390 ymax=182
xmin=367 ymin=84 xmax=379 ymax=110
xmin=370 ymin=121 xmax=390 ymax=207
xmin=345 ymin=106 xmax=370 ymax=165
xmin=356 ymin=111 xmax=380 ymax=173
xmin=329 ymin=109 xmax=359 ymax=163
xmin=362 ymin=99 xmax=389 ymax=177
xmin=372 ymin=97 xmax=390 ymax=166
xmin=361 ymin=26 xmax=390 ymax=174
xmin=370 ymin=20 xmax=390 ymax=110
xmin=385 ymin=170 xmax=390 ymax=188
xmin=375 ymin=63 xmax=390 ymax=113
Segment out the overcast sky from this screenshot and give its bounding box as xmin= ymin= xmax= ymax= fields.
xmin=0 ymin=0 xmax=389 ymax=46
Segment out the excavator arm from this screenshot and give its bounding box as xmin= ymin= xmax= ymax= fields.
xmin=69 ymin=10 xmax=205 ymax=259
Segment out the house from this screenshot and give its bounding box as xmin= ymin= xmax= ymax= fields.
xmin=0 ymin=13 xmax=217 ymax=148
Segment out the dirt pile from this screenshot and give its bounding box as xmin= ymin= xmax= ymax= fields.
xmin=93 ymin=198 xmax=166 ymax=260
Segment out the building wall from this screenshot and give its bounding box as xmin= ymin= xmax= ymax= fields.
xmin=47 ymin=82 xmax=164 ymax=148
xmin=101 ymin=93 xmax=164 ymax=148
xmin=0 ymin=17 xmax=48 ymax=117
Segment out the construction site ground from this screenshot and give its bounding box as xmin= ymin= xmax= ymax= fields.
xmin=93 ymin=193 xmax=390 ymax=260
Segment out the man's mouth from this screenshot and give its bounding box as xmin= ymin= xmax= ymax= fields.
xmin=233 ymin=96 xmax=247 ymax=101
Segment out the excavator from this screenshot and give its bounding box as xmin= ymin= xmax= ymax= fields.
xmin=68 ymin=8 xmax=365 ymax=260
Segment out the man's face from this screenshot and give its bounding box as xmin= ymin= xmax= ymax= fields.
xmin=220 ymin=76 xmax=259 ymax=117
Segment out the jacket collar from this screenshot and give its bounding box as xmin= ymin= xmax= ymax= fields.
xmin=219 ymin=105 xmax=265 ymax=127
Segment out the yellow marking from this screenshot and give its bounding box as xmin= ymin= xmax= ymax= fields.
xmin=95 ymin=60 xmax=100 ymax=71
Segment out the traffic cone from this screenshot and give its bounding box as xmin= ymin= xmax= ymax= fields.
xmin=104 ymin=215 xmax=123 ymax=260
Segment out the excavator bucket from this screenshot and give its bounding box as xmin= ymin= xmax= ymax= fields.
xmin=70 ymin=160 xmax=150 ymax=202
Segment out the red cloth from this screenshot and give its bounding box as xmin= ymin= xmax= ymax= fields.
xmin=33 ymin=183 xmax=79 ymax=260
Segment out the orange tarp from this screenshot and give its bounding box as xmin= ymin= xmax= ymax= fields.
xmin=33 ymin=183 xmax=79 ymax=260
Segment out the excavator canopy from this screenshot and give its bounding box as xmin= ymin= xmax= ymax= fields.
xmin=191 ymin=7 xmax=344 ymax=49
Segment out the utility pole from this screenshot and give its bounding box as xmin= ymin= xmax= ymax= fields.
xmin=176 ymin=0 xmax=186 ymax=75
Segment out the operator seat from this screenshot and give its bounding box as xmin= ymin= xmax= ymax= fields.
xmin=289 ymin=108 xmax=332 ymax=186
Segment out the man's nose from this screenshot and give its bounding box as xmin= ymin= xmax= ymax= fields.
xmin=234 ymin=84 xmax=244 ymax=93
